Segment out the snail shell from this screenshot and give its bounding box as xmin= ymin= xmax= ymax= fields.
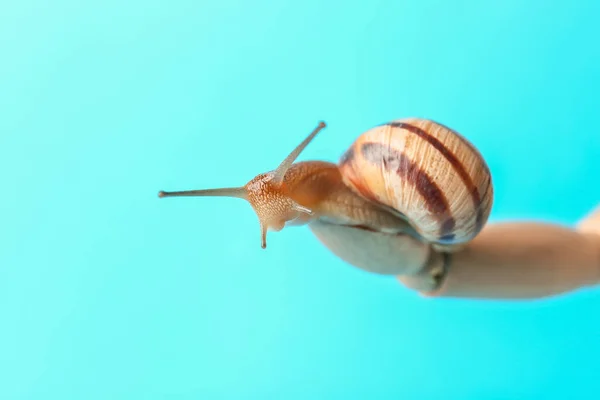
xmin=337 ymin=117 xmax=494 ymax=247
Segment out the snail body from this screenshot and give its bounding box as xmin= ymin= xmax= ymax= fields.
xmin=159 ymin=118 xmax=493 ymax=266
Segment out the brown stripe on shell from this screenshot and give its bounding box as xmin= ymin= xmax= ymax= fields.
xmin=433 ymin=120 xmax=493 ymax=212
xmin=339 ymin=146 xmax=355 ymax=166
xmin=385 ymin=121 xmax=485 ymax=237
xmin=432 ymin=121 xmax=489 ymax=173
xmin=439 ymin=224 xmax=456 ymax=242
xmin=338 ymin=144 xmax=379 ymax=203
xmin=360 ymin=142 xmax=456 ymax=240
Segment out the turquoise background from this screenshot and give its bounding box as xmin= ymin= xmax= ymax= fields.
xmin=2 ymin=0 xmax=600 ymax=398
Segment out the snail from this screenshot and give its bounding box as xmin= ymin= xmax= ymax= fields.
xmin=159 ymin=118 xmax=600 ymax=300
xmin=159 ymin=118 xmax=492 ymax=267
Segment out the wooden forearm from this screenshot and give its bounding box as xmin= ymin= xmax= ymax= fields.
xmin=399 ymin=218 xmax=600 ymax=300
xmin=577 ymin=205 xmax=600 ymax=235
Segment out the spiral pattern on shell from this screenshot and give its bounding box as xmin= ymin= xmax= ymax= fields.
xmin=338 ymin=117 xmax=493 ymax=246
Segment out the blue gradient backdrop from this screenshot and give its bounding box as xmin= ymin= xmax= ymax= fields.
xmin=1 ymin=1 xmax=600 ymax=399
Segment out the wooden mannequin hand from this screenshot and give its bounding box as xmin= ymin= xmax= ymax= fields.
xmin=309 ymin=207 xmax=600 ymax=300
